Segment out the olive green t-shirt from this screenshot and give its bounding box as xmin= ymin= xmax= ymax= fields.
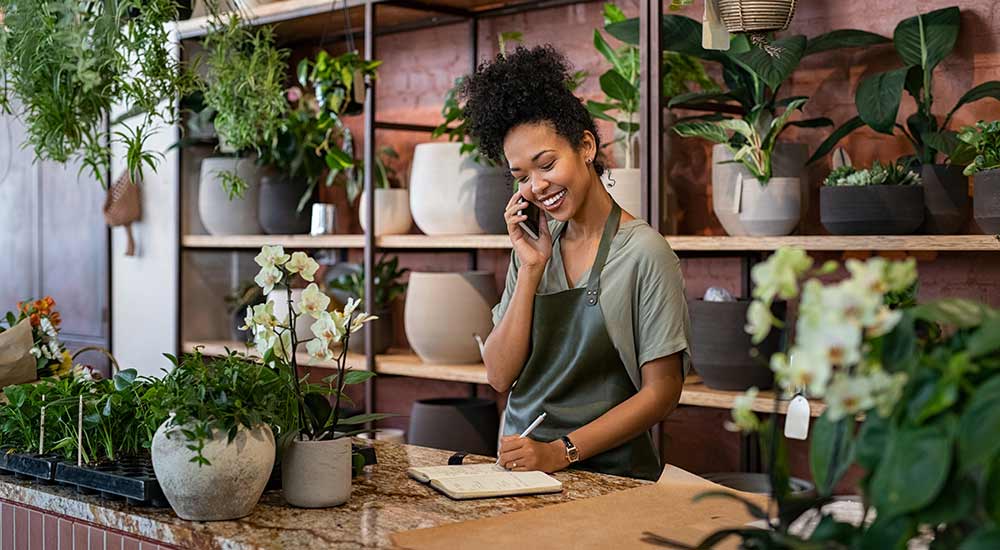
xmin=491 ymin=218 xmax=692 ymax=390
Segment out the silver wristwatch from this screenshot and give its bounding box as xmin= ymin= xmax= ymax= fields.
xmin=560 ymin=435 xmax=580 ymax=463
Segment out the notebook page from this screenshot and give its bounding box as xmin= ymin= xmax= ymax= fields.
xmin=407 ymin=463 xmax=506 ymax=482
xmin=432 ymin=471 xmax=562 ymax=499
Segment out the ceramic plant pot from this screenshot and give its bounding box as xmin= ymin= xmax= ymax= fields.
xmin=601 ymin=168 xmax=642 ymax=218
xmin=974 ymin=168 xmax=1000 ymax=234
xmin=360 ymin=188 xmax=413 ymax=236
xmin=198 ymin=157 xmax=263 ymax=236
xmin=259 ymin=172 xmax=313 ymax=235
xmin=688 ymin=299 xmax=784 ymax=391
xmin=267 ymin=288 xmax=315 ymax=343
xmin=711 ymin=143 xmax=807 ymax=236
xmin=281 ymin=437 xmax=352 ymax=508
xmin=404 ymin=272 xmax=498 ymax=364
xmin=152 ymin=421 xmax=274 ymax=521
xmin=409 ymin=143 xmax=508 ymax=235
xmin=820 ymin=185 xmax=925 ymax=235
xmin=738 ymin=177 xmax=801 ymax=236
xmin=920 ymin=164 xmax=969 ymax=234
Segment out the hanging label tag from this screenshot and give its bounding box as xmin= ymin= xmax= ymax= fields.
xmin=702 ymin=0 xmax=731 ymax=51
xmin=731 ymin=172 xmax=743 ymax=214
xmin=784 ymin=394 xmax=810 ymax=440
xmin=831 ymin=147 xmax=853 ymax=170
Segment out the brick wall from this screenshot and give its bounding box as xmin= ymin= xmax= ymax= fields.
xmin=0 ymin=499 xmax=175 ymax=550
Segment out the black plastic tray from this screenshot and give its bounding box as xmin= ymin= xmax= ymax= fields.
xmin=55 ymin=456 xmax=168 ymax=507
xmin=0 ymin=448 xmax=60 ymax=482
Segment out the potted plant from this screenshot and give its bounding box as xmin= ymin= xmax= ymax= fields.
xmin=242 ymin=245 xmax=390 ymax=508
xmin=957 ymin=121 xmax=1000 ymax=233
xmin=298 ymin=50 xmax=381 ymax=118
xmin=150 ymin=350 xmax=292 ymax=521
xmin=224 ymin=281 xmax=264 ymax=342
xmin=357 ymin=146 xmax=414 ymax=236
xmin=810 ymin=6 xmax=1000 ymax=235
xmin=820 ymin=160 xmax=925 ymax=235
xmin=328 ymin=255 xmax=409 ymax=355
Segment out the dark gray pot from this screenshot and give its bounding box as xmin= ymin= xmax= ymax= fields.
xmin=921 ymin=164 xmax=969 ymax=234
xmin=820 ymin=185 xmax=924 ymax=235
xmin=473 ymin=168 xmax=511 ymax=234
xmin=688 ymin=299 xmax=783 ymax=391
xmin=408 ymin=398 xmax=500 ymax=456
xmin=974 ymin=168 xmax=1000 ymax=234
xmin=259 ymin=172 xmax=313 ymax=235
xmin=347 ymin=307 xmax=393 ymax=355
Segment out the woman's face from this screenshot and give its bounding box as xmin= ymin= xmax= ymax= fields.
xmin=503 ymin=122 xmax=596 ymax=222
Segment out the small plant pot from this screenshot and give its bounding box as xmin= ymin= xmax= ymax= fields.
xmin=921 ymin=164 xmax=969 ymax=234
xmin=359 ymin=188 xmax=412 ymax=236
xmin=198 ymin=157 xmax=263 ymax=236
xmin=688 ymin=299 xmax=784 ymax=391
xmin=347 ymin=307 xmax=393 ymax=355
xmin=974 ymin=168 xmax=1000 ymax=234
xmin=820 ymin=185 xmax=925 ymax=235
xmin=738 ymin=177 xmax=801 ymax=236
xmin=282 ymin=437 xmax=352 ymax=508
xmin=712 ymin=143 xmax=807 ymax=236
xmin=258 ymin=171 xmax=314 ymax=235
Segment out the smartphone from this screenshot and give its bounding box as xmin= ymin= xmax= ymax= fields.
xmin=517 ymin=199 xmax=542 ymax=240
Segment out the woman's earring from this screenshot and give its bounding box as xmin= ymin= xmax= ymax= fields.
xmin=586 ymin=158 xmax=592 ymax=164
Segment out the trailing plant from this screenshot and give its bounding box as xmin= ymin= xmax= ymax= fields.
xmin=0 ymin=0 xmax=196 ymax=181
xmin=810 ymin=6 xmax=1000 ymax=167
xmin=297 ymin=50 xmax=381 ymax=118
xmin=957 ymin=120 xmax=1000 ymax=176
xmin=328 ymin=255 xmax=409 ymax=310
xmin=1 ymin=297 xmax=72 ymax=379
xmin=822 ymin=160 xmax=923 ymax=187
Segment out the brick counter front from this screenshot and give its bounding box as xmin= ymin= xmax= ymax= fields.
xmin=0 ymin=441 xmax=646 ymax=550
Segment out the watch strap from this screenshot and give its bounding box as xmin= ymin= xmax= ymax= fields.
xmin=560 ymin=435 xmax=580 ymax=463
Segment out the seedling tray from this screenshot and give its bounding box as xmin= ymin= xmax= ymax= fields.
xmin=55 ymin=456 xmax=168 ymax=507
xmin=0 ymin=449 xmax=60 ymax=482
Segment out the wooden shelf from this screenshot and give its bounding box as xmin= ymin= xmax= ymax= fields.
xmin=182 ymin=234 xmax=365 ymax=249
xmin=376 ymin=234 xmax=511 ymax=249
xmin=183 ymin=340 xmax=370 ymax=370
xmin=679 ymin=377 xmax=825 ymax=418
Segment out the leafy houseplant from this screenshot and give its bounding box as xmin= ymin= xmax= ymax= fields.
xmin=820 ymin=160 xmax=926 ymax=235
xmin=298 ymin=50 xmax=381 ymax=118
xmin=822 ymin=160 xmax=923 ymax=187
xmin=958 ymin=121 xmax=1000 ymax=233
xmin=347 ymin=145 xmax=403 ymax=206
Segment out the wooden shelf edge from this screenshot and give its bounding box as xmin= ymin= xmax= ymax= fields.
xmin=666 ymin=235 xmax=1000 ymax=252
xmin=182 ymin=234 xmax=366 ymax=249
xmin=172 ymin=0 xmax=367 ymax=39
xmin=182 ymin=340 xmax=369 ymax=371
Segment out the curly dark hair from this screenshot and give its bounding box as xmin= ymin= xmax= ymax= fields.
xmin=460 ymin=45 xmax=605 ymax=176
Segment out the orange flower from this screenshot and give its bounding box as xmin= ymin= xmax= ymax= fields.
xmin=29 ymin=313 xmax=40 ymax=327
xmin=49 ymin=311 xmax=62 ymax=327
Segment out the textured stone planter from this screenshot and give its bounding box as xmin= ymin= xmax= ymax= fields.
xmin=821 ymin=185 xmax=925 ymax=235
xmin=151 ymin=421 xmax=274 ymax=521
xmin=259 ymin=172 xmax=313 ymax=235
xmin=198 ymin=157 xmax=263 ymax=236
xmin=921 ymin=164 xmax=969 ymax=234
xmin=601 ymin=168 xmax=642 ymax=218
xmin=409 ymin=143 xmax=507 ymax=235
xmin=688 ymin=299 xmax=783 ymax=391
xmin=974 ymin=168 xmax=1000 ymax=234
xmin=711 ymin=143 xmax=807 ymax=236
xmin=282 ymin=437 xmax=352 ymax=508
xmin=738 ymin=177 xmax=801 ymax=236
xmin=404 ymin=272 xmax=497 ymax=364
xmin=360 ymin=188 xmax=412 ymax=236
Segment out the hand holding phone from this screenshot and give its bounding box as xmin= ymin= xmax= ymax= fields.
xmin=517 ymin=200 xmax=542 ymax=240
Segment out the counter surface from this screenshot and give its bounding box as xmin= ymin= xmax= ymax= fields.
xmin=0 ymin=440 xmax=647 ymax=549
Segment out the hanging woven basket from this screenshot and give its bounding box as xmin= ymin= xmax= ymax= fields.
xmin=716 ymin=0 xmax=798 ymax=33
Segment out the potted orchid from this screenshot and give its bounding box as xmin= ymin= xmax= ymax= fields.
xmin=245 ymin=246 xmax=390 ymax=508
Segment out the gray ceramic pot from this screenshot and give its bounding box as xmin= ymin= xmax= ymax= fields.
xmin=688 ymin=299 xmax=783 ymax=391
xmin=259 ymin=172 xmax=313 ymax=235
xmin=347 ymin=307 xmax=394 ymax=355
xmin=820 ymin=185 xmax=925 ymax=235
xmin=282 ymin=437 xmax=352 ymax=508
xmin=711 ymin=143 xmax=808 ymax=236
xmin=198 ymin=157 xmax=263 ymax=235
xmin=974 ymin=168 xmax=1000 ymax=234
xmin=408 ymin=397 xmax=500 ymax=456
xmin=474 ymin=172 xmax=512 ymax=234
xmin=921 ymin=164 xmax=969 ymax=234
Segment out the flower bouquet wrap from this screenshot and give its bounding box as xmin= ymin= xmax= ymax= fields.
xmin=0 ymin=318 xmax=37 ymax=388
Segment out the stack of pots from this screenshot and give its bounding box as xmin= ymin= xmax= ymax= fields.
xmin=711 ymin=143 xmax=807 ymax=236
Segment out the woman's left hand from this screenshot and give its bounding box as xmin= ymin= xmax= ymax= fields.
xmin=497 ymin=437 xmax=568 ymax=473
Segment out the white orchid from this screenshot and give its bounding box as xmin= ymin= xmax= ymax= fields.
xmin=796 ymin=315 xmax=863 ymax=368
xmin=885 ymin=257 xmax=917 ymax=293
xmin=866 ymin=307 xmax=904 ymax=338
xmin=254 ymin=245 xmax=289 ymax=269
xmin=350 ymin=312 xmax=379 ymax=333
xmin=771 ymin=349 xmax=832 ymax=398
xmin=306 ymin=338 xmax=334 ymax=363
xmin=244 ymin=302 xmax=279 ymax=331
xmin=751 ymin=247 xmax=813 ymax=304
xmin=725 ymin=388 xmax=761 ymax=433
xmin=299 ymin=283 xmax=331 ymax=319
xmin=868 ymin=368 xmax=908 ymax=417
xmin=286 ymin=252 xmax=320 ymax=282
xmin=745 ymin=301 xmax=778 ymax=344
xmin=824 ymin=371 xmax=876 ymax=421
xmin=254 ymin=265 xmax=283 ymax=294
xmin=271 ymin=329 xmax=294 ymax=363
xmin=311 ymin=311 xmax=345 ymax=345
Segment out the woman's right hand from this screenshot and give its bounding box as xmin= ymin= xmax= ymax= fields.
xmin=504 ymin=191 xmax=553 ymax=271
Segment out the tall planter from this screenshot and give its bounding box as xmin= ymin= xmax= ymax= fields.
xmin=601 ymin=168 xmax=642 ymax=218
xmin=711 ymin=143 xmax=807 ymax=236
xmin=974 ymin=168 xmax=1000 ymax=234
xmin=820 ymin=185 xmax=925 ymax=235
xmin=409 ymin=143 xmax=508 ymax=235
xmin=198 ymin=157 xmax=263 ymax=236
xmin=360 ymin=188 xmax=412 ymax=236
xmin=282 ymin=437 xmax=352 ymax=508
xmin=404 ymin=272 xmax=497 ymax=364
xmin=151 ymin=421 xmax=274 ymax=521
xmin=259 ymin=171 xmax=313 ymax=235
xmin=688 ymin=299 xmax=783 ymax=391
xmin=921 ymin=164 xmax=969 ymax=234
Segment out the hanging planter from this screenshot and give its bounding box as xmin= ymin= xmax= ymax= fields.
xmin=716 ymin=0 xmax=798 ymax=33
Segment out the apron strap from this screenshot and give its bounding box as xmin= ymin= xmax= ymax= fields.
xmin=585 ymin=202 xmax=621 ymax=307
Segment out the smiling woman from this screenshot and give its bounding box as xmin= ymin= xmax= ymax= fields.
xmin=465 ymin=46 xmax=692 ymax=482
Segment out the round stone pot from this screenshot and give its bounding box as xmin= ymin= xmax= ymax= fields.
xmin=404 ymin=272 xmax=498 ymax=364
xmin=360 ymin=188 xmax=413 ymax=236
xmin=347 ymin=307 xmax=394 ymax=355
xmin=738 ymin=177 xmax=801 ymax=236
xmin=820 ymin=185 xmax=925 ymax=235
xmin=409 ymin=142 xmax=507 ymax=235
xmin=711 ymin=143 xmax=808 ymax=236
xmin=267 ymin=288 xmax=314 ymax=343
xmin=408 ymin=397 xmax=500 ymax=456
xmin=259 ymin=172 xmax=314 ymax=235
xmin=198 ymin=157 xmax=263 ymax=235
xmin=282 ymin=437 xmax=352 ymax=508
xmin=974 ymin=168 xmax=1000 ymax=234
xmin=151 ymin=421 xmax=274 ymax=521
xmin=602 ymin=168 xmax=642 ymax=218
xmin=688 ymin=299 xmax=784 ymax=391
xmin=921 ymin=164 xmax=970 ymax=234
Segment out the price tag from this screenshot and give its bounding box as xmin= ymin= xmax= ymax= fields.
xmin=784 ymin=394 xmax=810 ymax=440
xmin=702 ymin=0 xmax=730 ymax=50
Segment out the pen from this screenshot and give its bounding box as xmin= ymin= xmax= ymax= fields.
xmin=495 ymin=412 xmax=547 ymax=466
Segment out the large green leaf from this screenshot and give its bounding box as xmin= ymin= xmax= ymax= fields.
xmin=915 ymin=470 xmax=977 ymax=525
xmin=807 ymin=115 xmax=866 ymax=165
xmin=958 ymin=376 xmax=1000 ymax=471
xmin=967 ymin=316 xmax=1000 ymax=358
xmin=922 ymin=130 xmax=961 ymax=159
xmin=672 ymin=121 xmax=730 ymax=144
xmin=860 ymin=515 xmax=915 ymax=550
xmin=810 ymin=414 xmax=856 ymax=496
xmin=893 ymin=6 xmax=960 ymax=72
xmin=593 ymin=30 xmax=625 ymax=77
xmin=599 ymin=69 xmax=637 ymax=104
xmin=945 ymin=81 xmax=1000 ymax=126
xmin=987 ymin=458 xmax=1000 ymax=523
xmin=856 ymin=67 xmax=909 ymax=135
xmin=911 ymin=298 xmax=996 ymax=328
xmin=667 ymin=90 xmax=735 ymax=108
xmin=870 ymin=423 xmax=952 ymax=517
xmin=763 ymin=97 xmax=807 ymax=149
xmin=732 ymin=36 xmax=807 ymax=91
xmin=805 ymin=29 xmax=891 ymax=56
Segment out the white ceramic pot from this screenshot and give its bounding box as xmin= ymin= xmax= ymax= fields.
xmin=409 ymin=143 xmax=508 ymax=235
xmin=711 ymin=143 xmax=807 ymax=236
xmin=267 ymin=288 xmax=314 ymax=343
xmin=601 ymin=168 xmax=642 ymax=218
xmin=739 ymin=177 xmax=802 ymax=236
xmin=151 ymin=420 xmax=274 ymax=521
xmin=360 ymin=188 xmax=413 ymax=236
xmin=282 ymin=437 xmax=352 ymax=508
xmin=404 ymin=272 xmax=498 ymax=364
xmin=198 ymin=157 xmax=263 ymax=236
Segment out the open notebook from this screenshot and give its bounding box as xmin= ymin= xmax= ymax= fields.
xmin=407 ymin=463 xmax=563 ymax=500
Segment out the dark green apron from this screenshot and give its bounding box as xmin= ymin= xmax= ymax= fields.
xmin=503 ymin=203 xmax=661 ymax=481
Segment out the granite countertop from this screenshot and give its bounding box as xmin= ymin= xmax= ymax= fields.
xmin=0 ymin=440 xmax=647 ymax=549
